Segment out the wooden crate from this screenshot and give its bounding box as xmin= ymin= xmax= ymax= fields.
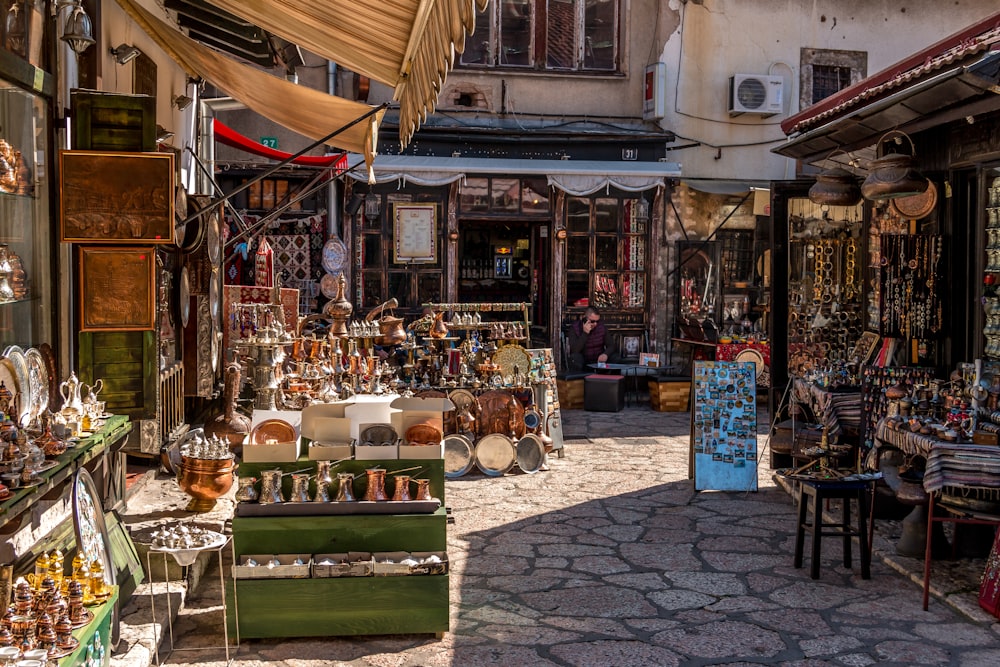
xmin=649 ymin=380 xmax=691 ymax=412
xmin=556 ymin=378 xmax=585 ymax=410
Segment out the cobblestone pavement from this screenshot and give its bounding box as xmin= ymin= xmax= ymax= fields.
xmin=115 ymin=406 xmax=1000 ymax=667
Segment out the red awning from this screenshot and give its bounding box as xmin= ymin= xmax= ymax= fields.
xmin=213 ymin=118 xmax=350 ymax=169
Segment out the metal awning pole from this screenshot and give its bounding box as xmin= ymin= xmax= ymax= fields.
xmin=183 ymin=101 xmax=387 ymax=226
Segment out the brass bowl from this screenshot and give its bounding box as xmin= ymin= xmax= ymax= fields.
xmin=177 ymin=457 xmax=236 ymax=512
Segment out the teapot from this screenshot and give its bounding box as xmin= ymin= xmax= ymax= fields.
xmin=58 ymin=372 xmax=84 ymax=416
xmin=81 ymin=379 xmax=103 ymax=409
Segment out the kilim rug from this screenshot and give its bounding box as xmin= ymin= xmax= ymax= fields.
xmin=269 ymin=234 xmax=311 ymax=285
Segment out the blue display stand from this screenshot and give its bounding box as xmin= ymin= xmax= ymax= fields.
xmin=690 ymin=361 xmax=758 ymax=492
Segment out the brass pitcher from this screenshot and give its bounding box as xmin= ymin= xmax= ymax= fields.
xmin=391 ymin=475 xmax=412 ymax=502
xmin=335 ymin=472 xmax=356 ymax=502
xmin=234 ymin=477 xmax=258 ymax=503
xmin=429 ymin=311 xmax=449 ymax=339
xmin=313 ymin=461 xmax=334 ymax=502
xmin=258 ymin=469 xmax=284 ymax=504
xmin=290 ymin=473 xmax=310 ymax=503
xmin=364 ymin=467 xmax=388 ymax=501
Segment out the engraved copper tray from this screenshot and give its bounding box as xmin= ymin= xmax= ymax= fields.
xmin=250 ymin=419 xmax=296 ymax=445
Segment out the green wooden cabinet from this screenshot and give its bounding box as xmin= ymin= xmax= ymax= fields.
xmin=227 ymin=459 xmax=449 ymax=639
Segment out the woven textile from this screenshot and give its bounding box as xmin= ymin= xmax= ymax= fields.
xmin=270 ymin=234 xmax=311 ymax=284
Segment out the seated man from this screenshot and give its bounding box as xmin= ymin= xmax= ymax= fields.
xmin=567 ymin=306 xmax=611 ymax=372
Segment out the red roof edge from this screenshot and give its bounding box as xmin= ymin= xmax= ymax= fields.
xmin=780 ymin=11 xmax=1000 ymax=135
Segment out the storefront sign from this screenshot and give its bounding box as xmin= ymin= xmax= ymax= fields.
xmin=260 ymin=136 xmax=279 ymax=149
xmin=393 ymin=203 xmax=437 ymax=263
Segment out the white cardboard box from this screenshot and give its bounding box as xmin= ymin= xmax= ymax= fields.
xmin=390 ymin=396 xmax=453 ymax=457
xmin=243 ymin=440 xmax=300 ymax=462
xmin=308 ymin=442 xmax=354 ymax=461
xmin=354 ymin=443 xmax=399 ymax=460
xmin=345 ymin=395 xmax=400 ymax=441
xmin=301 ymin=401 xmax=353 ymax=440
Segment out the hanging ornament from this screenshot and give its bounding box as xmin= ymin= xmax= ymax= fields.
xmin=254 ymin=237 xmax=274 ymax=288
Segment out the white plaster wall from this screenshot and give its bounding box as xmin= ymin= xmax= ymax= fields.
xmin=660 ymin=0 xmax=997 ymax=180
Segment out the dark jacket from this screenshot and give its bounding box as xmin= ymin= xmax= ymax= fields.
xmin=568 ymin=318 xmax=608 ymax=363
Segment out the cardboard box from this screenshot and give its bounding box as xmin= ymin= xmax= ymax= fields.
xmin=232 ymin=554 xmax=311 ymax=579
xmin=372 ymin=551 xmax=413 ymax=576
xmin=345 ymin=395 xmax=400 ymax=441
xmin=354 ymin=442 xmax=399 ymax=460
xmin=390 ymin=396 xmax=453 ymax=453
xmin=308 ymin=442 xmax=354 ymax=461
xmin=242 ymin=440 xmax=300 ymax=463
xmin=301 ymin=402 xmax=353 ymax=440
xmin=312 ymin=552 xmax=373 ymax=578
xmin=372 ymin=551 xmax=448 ymax=576
xmin=246 ymin=409 xmax=302 ymax=461
xmin=397 ymin=443 xmax=445 ymax=460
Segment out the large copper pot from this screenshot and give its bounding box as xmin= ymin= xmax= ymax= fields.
xmin=861 ymin=131 xmax=928 ymax=201
xmin=177 ymin=456 xmax=236 ymax=512
xmin=808 ymin=166 xmax=861 ymax=206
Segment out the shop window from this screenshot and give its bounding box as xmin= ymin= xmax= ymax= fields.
xmin=244 ymin=177 xmax=311 ymax=212
xmin=458 ymin=177 xmax=551 ymax=215
xmin=564 ymin=194 xmax=649 ymax=310
xmin=356 ymin=191 xmax=444 ymax=311
xmin=460 ymin=0 xmax=620 ymax=73
xmin=800 ymin=48 xmax=866 ymax=108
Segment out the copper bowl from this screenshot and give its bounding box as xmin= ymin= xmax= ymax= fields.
xmin=177 ymin=457 xmax=236 ymax=512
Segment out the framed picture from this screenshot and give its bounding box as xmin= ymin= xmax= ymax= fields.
xmin=639 ymin=352 xmax=660 ymax=367
xmin=621 ymin=335 xmax=642 ymax=359
xmin=60 ymin=150 xmax=175 ymax=244
xmin=78 ymin=246 xmax=156 ymax=331
xmin=392 ymin=203 xmax=437 ymax=263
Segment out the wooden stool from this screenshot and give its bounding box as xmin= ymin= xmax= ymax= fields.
xmin=793 ymin=478 xmax=873 ymax=580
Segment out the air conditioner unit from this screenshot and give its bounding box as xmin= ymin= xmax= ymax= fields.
xmin=728 ymin=74 xmax=784 ymax=116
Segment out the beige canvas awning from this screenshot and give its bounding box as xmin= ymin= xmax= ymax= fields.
xmin=116 ymin=0 xmax=383 ymax=178
xmin=196 ymin=0 xmax=488 ymax=147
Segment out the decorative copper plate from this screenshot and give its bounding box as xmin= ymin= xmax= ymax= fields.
xmin=476 ymin=389 xmax=525 ymax=439
xmin=889 ymin=180 xmax=937 ymax=220
xmin=250 ymin=419 xmax=296 ymax=445
xmin=492 ymin=344 xmax=531 ymax=380
xmin=516 ymin=433 xmax=546 ymax=474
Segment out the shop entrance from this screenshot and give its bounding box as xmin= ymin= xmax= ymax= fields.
xmin=457 ymin=220 xmax=550 ymax=344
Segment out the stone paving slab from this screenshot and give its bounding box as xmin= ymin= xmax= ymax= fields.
xmin=112 ymin=405 xmax=1000 ymax=667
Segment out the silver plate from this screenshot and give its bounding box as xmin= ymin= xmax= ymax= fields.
xmin=25 ymin=347 xmax=49 ymax=418
xmin=515 ymin=434 xmax=546 ymax=474
xmin=179 ymin=266 xmax=191 ymax=329
xmin=206 ymin=209 xmax=222 ymax=265
xmin=3 ymin=345 xmax=31 ymax=426
xmin=475 ymin=433 xmax=516 ymax=477
xmin=321 ymin=237 xmax=348 ymax=274
xmin=209 ymin=268 xmax=220 ymax=321
xmin=444 ymin=434 xmax=475 ymax=478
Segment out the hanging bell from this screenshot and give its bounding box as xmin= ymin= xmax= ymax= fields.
xmin=808 ymin=166 xmax=862 ymax=206
xmin=861 ymin=131 xmax=929 ymax=201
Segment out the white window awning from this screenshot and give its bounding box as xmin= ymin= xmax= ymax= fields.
xmin=344 ymin=154 xmax=682 ymax=195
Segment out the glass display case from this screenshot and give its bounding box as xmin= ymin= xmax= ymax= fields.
xmin=675 ymin=230 xmax=758 ymax=341
xmin=982 ymin=165 xmax=1000 ymax=359
xmin=0 ymin=80 xmax=52 ymax=347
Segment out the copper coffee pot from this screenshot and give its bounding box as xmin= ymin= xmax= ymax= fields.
xmin=365 ymin=298 xmax=406 ymax=346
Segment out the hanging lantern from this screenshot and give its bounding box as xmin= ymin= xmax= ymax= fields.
xmin=861 ymin=130 xmax=929 ymax=201
xmin=808 ymin=165 xmax=862 ymax=206
xmin=254 ymin=237 xmax=274 ymax=288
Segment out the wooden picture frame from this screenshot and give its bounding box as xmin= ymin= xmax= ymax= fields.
xmin=78 ymin=246 xmax=155 ymax=331
xmin=392 ymin=203 xmax=437 ymax=263
xmin=60 ymin=150 xmax=175 ymax=244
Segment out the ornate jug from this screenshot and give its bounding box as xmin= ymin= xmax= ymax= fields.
xmin=58 ymin=372 xmax=83 ymax=415
xmin=290 ymin=473 xmax=310 ymax=503
xmin=363 ymin=467 xmax=388 ymax=501
xmin=335 ymin=472 xmax=356 ymax=502
xmin=413 ymin=478 xmax=432 ymax=501
xmin=391 ymin=475 xmax=412 ymax=502
xmin=258 ymin=469 xmax=284 ymax=504
xmin=234 ymin=477 xmax=258 ymax=503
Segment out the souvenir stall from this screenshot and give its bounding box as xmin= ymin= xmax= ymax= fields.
xmin=183 ymin=286 xmax=562 ymax=639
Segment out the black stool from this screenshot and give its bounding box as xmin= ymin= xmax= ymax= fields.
xmin=793 ymin=478 xmax=874 ymax=580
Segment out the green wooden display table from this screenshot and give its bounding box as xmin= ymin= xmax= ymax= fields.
xmin=228 ymin=459 xmax=449 ymax=639
xmin=59 ymin=587 xmax=118 ymax=667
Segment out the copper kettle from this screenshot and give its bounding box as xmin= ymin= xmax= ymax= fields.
xmin=428 ymin=311 xmax=449 ymax=339
xmin=365 ymin=298 xmax=406 ymax=346
xmin=861 ymin=131 xmax=928 ymax=201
